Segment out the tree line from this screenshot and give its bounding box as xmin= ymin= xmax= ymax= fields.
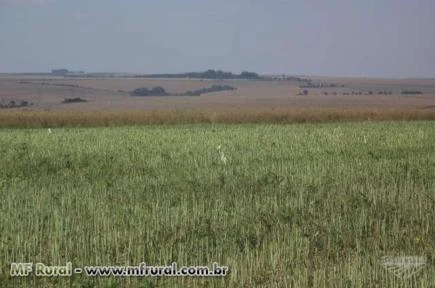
xmin=131 ymin=85 xmax=236 ymax=97
xmin=137 ymin=70 xmax=260 ymax=80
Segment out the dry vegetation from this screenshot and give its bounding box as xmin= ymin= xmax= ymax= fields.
xmin=1 ymin=108 xmax=435 ymax=128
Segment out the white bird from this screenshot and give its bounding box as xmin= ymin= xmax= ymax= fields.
xmin=220 ymin=152 xmax=227 ymax=164
xmin=48 ymin=128 xmax=52 ymax=134
xmin=216 ymin=145 xmax=227 ymax=164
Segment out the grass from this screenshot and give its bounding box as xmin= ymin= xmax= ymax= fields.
xmin=1 ymin=108 xmax=435 ymax=128
xmin=0 ymin=122 xmax=434 ymax=287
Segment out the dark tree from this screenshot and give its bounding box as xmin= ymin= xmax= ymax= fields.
xmin=131 ymin=86 xmax=168 ymax=96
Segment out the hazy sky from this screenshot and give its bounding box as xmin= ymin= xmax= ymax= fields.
xmin=1 ymin=0 xmax=434 ymax=77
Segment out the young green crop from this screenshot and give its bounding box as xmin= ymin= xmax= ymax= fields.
xmin=0 ymin=122 xmax=434 ymax=287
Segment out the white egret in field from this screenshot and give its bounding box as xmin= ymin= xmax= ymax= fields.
xmin=216 ymin=145 xmax=227 ymax=164
xmin=220 ymin=152 xmax=227 ymax=164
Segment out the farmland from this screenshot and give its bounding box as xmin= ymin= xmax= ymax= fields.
xmin=1 ymin=122 xmax=434 ymax=287
xmin=1 ymin=75 xmax=434 ymax=287
xmin=1 ymin=76 xmax=435 ymax=112
xmin=2 ymin=1 xmax=435 ymax=287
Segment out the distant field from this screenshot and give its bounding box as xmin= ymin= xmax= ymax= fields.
xmin=1 ymin=76 xmax=435 ymax=112
xmin=1 ymin=122 xmax=434 ymax=287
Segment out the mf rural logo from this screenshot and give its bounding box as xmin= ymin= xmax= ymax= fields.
xmin=381 ymin=256 xmax=428 ymax=280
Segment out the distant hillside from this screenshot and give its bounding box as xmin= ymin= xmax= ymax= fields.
xmin=136 ymin=69 xmax=261 ymax=80
xmin=47 ymin=68 xmax=305 ymax=81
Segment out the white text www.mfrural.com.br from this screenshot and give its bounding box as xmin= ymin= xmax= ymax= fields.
xmin=10 ymin=262 xmax=228 ymax=277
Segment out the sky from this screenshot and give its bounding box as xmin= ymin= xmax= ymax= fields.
xmin=0 ymin=0 xmax=434 ymax=78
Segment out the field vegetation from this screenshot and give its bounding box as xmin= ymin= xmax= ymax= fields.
xmin=1 ymin=108 xmax=435 ymax=128
xmin=0 ymin=122 xmax=434 ymax=287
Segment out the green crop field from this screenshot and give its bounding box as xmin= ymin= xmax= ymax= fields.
xmin=0 ymin=122 xmax=434 ymax=287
